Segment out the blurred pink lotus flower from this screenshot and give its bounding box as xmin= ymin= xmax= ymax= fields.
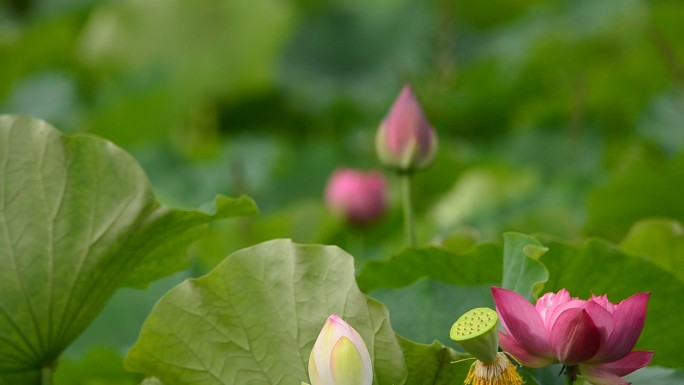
xmin=376 ymin=84 xmax=438 ymax=172
xmin=308 ymin=314 xmax=373 ymax=385
xmin=492 ymin=287 xmax=653 ymax=385
xmin=324 ymin=168 xmax=387 ymax=225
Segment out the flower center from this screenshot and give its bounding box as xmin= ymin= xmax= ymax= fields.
xmin=464 ymin=352 xmax=524 ymax=385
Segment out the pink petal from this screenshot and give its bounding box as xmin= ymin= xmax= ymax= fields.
xmin=580 ymin=351 xmax=654 ymax=385
xmin=546 ymin=298 xmax=586 ymax=331
xmin=550 ymin=308 xmax=601 ymax=365
xmin=492 ymin=287 xmax=552 ymax=357
xmin=591 ymin=350 xmax=654 ymax=376
xmin=591 ymin=293 xmax=616 ymax=314
xmin=383 ymin=84 xmax=433 ymax=157
xmin=593 ymin=293 xmax=650 ymax=363
xmin=498 ymin=331 xmax=556 ymax=368
xmin=578 ymin=370 xmax=630 ymax=385
xmin=535 ymin=289 xmax=572 ymax=326
xmin=584 ymin=299 xmax=615 ymax=346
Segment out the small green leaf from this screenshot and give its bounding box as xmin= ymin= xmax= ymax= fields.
xmin=523 ymin=244 xmax=548 ymax=260
xmin=124 ymin=239 xmax=407 ymax=385
xmin=0 ymin=115 xmax=256 ymax=376
xmin=501 ymin=233 xmax=548 ymax=300
xmin=356 ymin=243 xmax=503 ymax=293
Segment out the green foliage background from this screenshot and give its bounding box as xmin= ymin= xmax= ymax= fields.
xmin=1 ymin=0 xmax=684 ymax=384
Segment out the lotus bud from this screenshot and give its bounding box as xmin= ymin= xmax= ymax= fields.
xmin=324 ymin=168 xmax=387 ymax=225
xmin=307 ymin=314 xmax=373 ymax=385
xmin=376 ymin=84 xmax=438 ymax=172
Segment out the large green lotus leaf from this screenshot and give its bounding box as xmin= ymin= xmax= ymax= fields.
xmin=356 ymin=243 xmax=503 ymax=293
xmin=501 ymin=232 xmax=548 ymax=300
xmin=355 ymin=239 xmax=545 ymax=346
xmin=0 ymin=371 xmax=40 ymax=385
xmin=0 ymin=115 xmax=257 ymax=376
xmin=585 ymin=156 xmax=684 ymax=241
xmin=398 ymin=337 xmax=469 ymax=385
xmin=78 ymin=0 xmax=293 ymax=146
xmin=121 ymin=194 xmax=257 ymax=288
xmin=372 ymin=282 xmax=494 ymax=345
xmin=620 ymin=219 xmax=684 ymax=283
xmin=53 ymin=347 xmax=141 ymax=385
xmin=539 ymin=237 xmax=684 ymax=370
xmin=124 ymin=239 xmax=407 ymax=385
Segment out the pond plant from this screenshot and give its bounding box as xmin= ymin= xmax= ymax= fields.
xmin=0 ymin=82 xmax=677 ymax=385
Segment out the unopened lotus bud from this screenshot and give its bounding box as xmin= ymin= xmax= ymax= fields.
xmin=308 ymin=315 xmax=373 ymax=385
xmin=324 ymin=168 xmax=387 ymax=225
xmin=376 ymin=84 xmax=438 ymax=172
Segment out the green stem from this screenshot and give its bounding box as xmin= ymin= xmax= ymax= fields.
xmin=400 ymin=172 xmax=416 ymax=246
xmin=564 ymin=365 xmax=579 ymax=385
xmin=42 ymin=365 xmax=53 ymax=385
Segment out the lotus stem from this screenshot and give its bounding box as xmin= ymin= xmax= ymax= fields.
xmin=400 ymin=172 xmax=416 ymax=246
xmin=42 ymin=365 xmax=53 ymax=385
xmin=564 ymin=365 xmax=579 ymax=385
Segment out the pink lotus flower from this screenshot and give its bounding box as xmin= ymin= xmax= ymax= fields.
xmin=324 ymin=168 xmax=387 ymax=225
xmin=308 ymin=314 xmax=373 ymax=385
xmin=492 ymin=287 xmax=653 ymax=385
xmin=376 ymin=84 xmax=438 ymax=171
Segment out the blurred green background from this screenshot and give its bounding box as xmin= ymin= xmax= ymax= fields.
xmin=2 ymin=0 xmax=684 ymax=383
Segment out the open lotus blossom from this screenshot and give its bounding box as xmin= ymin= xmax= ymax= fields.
xmin=307 ymin=314 xmax=373 ymax=385
xmin=492 ymin=287 xmax=654 ymax=385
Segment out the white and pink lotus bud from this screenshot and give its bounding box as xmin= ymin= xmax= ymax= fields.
xmin=307 ymin=315 xmax=373 ymax=385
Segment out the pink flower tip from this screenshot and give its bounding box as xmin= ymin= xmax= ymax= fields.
xmin=376 ymin=84 xmax=438 ymax=172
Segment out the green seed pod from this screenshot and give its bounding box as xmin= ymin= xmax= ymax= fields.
xmin=450 ymin=307 xmax=499 ymax=363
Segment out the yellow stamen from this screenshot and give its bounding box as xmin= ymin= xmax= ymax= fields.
xmin=464 ymin=352 xmax=524 ymax=385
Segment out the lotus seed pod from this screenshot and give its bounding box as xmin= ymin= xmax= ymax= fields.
xmin=450 ymin=307 xmax=499 ymax=363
